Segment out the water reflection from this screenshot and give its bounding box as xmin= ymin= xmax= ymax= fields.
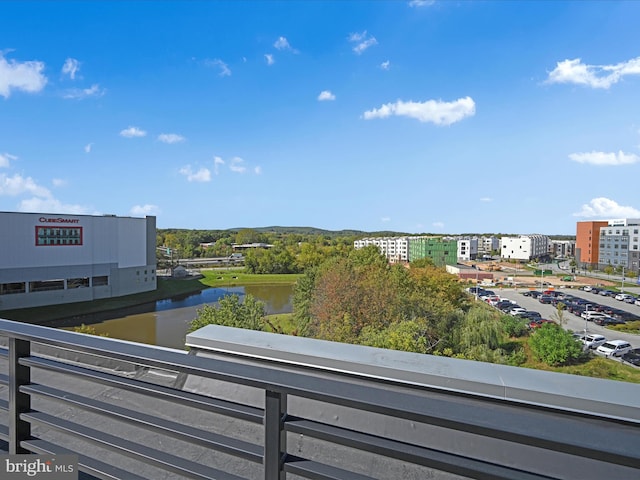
xmin=60 ymin=284 xmax=293 ymax=350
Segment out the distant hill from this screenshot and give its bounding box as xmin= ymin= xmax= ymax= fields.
xmin=228 ymin=226 xmax=411 ymax=237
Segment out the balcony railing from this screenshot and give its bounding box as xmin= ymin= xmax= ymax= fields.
xmin=0 ymin=317 xmax=638 ymax=479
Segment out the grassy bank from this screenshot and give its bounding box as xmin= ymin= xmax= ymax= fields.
xmin=198 ymin=269 xmax=301 ymax=287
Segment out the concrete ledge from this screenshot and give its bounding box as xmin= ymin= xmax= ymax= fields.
xmin=186 ymin=325 xmax=640 ymax=421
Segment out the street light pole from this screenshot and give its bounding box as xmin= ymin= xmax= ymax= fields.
xmin=621 ymin=266 xmax=625 ymax=292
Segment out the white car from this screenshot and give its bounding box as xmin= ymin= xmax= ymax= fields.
xmin=581 ymin=334 xmax=607 ymax=350
xmin=580 ymin=311 xmax=610 ymax=321
xmin=509 ymin=307 xmax=527 ymax=316
xmin=615 ymin=293 xmax=633 ymax=302
xmin=596 ymin=340 xmax=633 ymax=357
xmin=636 ymin=298 xmax=640 ymax=307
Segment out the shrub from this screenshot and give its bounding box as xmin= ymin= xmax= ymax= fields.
xmin=528 ymin=324 xmax=584 ymax=366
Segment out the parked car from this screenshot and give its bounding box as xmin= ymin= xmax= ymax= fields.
xmin=538 ymin=295 xmax=554 ymax=304
xmin=509 ymin=307 xmax=527 ymax=316
xmin=582 ymin=285 xmax=593 ymax=292
xmin=589 ymin=287 xmax=602 ymax=295
xmin=580 ymin=311 xmax=610 ymax=321
xmin=635 ymin=298 xmax=640 ymax=307
xmin=621 ymin=348 xmax=640 ymax=366
xmin=517 ymin=311 xmax=542 ymax=320
xmin=599 ymin=290 xmax=616 ymax=297
xmin=623 ymin=296 xmax=637 ymax=304
xmin=593 ymin=317 xmax=626 ymax=326
xmin=596 ymin=340 xmax=633 ymax=357
xmin=615 ymin=293 xmax=634 ymax=302
xmin=527 ymin=319 xmax=555 ymax=329
xmin=580 ymin=334 xmax=607 ymax=349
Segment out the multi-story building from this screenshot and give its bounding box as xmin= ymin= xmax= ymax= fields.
xmin=455 ymin=238 xmax=478 ymax=261
xmin=478 ymin=236 xmax=500 ymax=255
xmin=408 ymin=237 xmax=457 ymax=266
xmin=598 ymin=219 xmax=640 ymax=273
xmin=549 ymin=240 xmax=576 ymax=259
xmin=500 ymin=235 xmax=549 ymax=261
xmin=0 ymin=211 xmax=157 ymax=310
xmin=575 ymin=221 xmax=608 ymax=270
xmin=353 ymin=237 xmax=409 ymax=263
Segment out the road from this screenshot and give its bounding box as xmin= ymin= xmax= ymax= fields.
xmin=493 ymin=288 xmax=639 ymax=349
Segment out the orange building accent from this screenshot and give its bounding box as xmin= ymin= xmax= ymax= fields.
xmin=576 ymin=221 xmax=607 ymax=268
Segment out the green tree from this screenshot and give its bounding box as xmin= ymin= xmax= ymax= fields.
xmin=528 ymin=324 xmax=583 ymax=366
xmin=455 ymin=305 xmax=502 ymax=351
xmin=551 ymin=302 xmax=567 ymax=327
xmin=188 ymin=294 xmax=266 ymax=333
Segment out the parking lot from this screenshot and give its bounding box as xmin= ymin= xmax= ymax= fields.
xmin=484 ymin=287 xmax=639 ymax=352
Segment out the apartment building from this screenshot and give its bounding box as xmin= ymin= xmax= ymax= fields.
xmin=500 ymin=235 xmax=549 ymax=261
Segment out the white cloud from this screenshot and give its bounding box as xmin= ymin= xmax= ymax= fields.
xmin=409 ymin=0 xmax=436 ymax=7
xmin=432 ymin=221 xmax=445 ymax=228
xmin=568 ymin=150 xmax=639 ymax=166
xmin=52 ymin=178 xmax=67 ymax=187
xmin=179 ymin=165 xmax=211 ymax=182
xmin=317 ymin=90 xmax=336 ymax=101
xmin=0 ymin=172 xmax=52 ymax=197
xmin=84 ymin=143 xmax=93 ymax=153
xmin=213 ymin=156 xmax=225 ymax=175
xmin=348 ymin=31 xmax=378 ymax=55
xmin=0 ymin=152 xmax=17 ymax=168
xmin=62 ymin=58 xmax=80 ymax=79
xmin=546 ymin=56 xmax=640 ymax=89
xmin=0 ymin=52 xmax=48 ymax=98
xmin=381 ymin=216 xmax=391 ymax=223
xmin=265 ymin=54 xmax=275 ymax=66
xmin=62 ymin=84 xmax=105 ymax=99
xmin=274 ymin=36 xmax=298 ymax=53
xmin=18 ymin=197 xmax=91 ymax=215
xmin=573 ymin=197 xmax=640 ymax=218
xmin=363 ymin=96 xmax=476 ymax=125
xmin=229 ymin=157 xmax=247 ymax=174
xmin=130 ymin=204 xmax=160 ymax=216
xmin=158 ymin=133 xmax=185 ymax=144
xmin=205 ymin=59 xmax=231 ymax=77
xmin=380 ymin=60 xmax=390 ymax=70
xmin=480 ymin=197 xmax=493 ymax=202
xmin=120 ymin=126 xmax=147 ymax=138
xmin=254 ymin=166 xmax=262 ymax=175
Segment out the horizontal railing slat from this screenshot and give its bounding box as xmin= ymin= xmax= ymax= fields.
xmin=0 ymin=424 xmax=8 ymax=442
xmin=21 ymin=355 xmax=263 ymax=423
xmin=0 ymin=372 xmax=8 ymax=386
xmin=22 ymin=438 xmax=149 ymax=480
xmin=285 ymin=418 xmax=557 ymax=480
xmin=284 ymin=456 xmax=376 ymax=480
xmin=21 ymin=411 xmax=247 ymax=480
xmin=22 ymin=383 xmax=263 ymax=463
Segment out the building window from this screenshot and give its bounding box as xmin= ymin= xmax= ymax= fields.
xmin=0 ymin=282 xmax=26 ymax=295
xmin=29 ymin=280 xmax=64 ymax=292
xmin=35 ymin=226 xmax=83 ymax=246
xmin=92 ymin=276 xmax=108 ymax=286
xmin=67 ymin=277 xmax=90 ymax=289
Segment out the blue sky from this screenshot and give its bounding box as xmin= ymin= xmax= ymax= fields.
xmin=1 ymin=1 xmax=640 ymax=235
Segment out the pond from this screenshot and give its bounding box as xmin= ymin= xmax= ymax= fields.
xmin=58 ymin=284 xmax=294 ymax=350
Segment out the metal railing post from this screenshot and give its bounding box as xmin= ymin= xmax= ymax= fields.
xmin=8 ymin=337 xmax=31 ymax=454
xmin=264 ymin=390 xmax=287 ymax=480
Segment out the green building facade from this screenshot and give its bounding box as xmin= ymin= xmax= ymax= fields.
xmin=408 ymin=237 xmax=457 ymax=266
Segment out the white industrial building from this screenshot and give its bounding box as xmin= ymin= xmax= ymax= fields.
xmin=500 ymin=235 xmax=549 ymax=261
xmin=0 ymin=212 xmax=157 ymax=310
